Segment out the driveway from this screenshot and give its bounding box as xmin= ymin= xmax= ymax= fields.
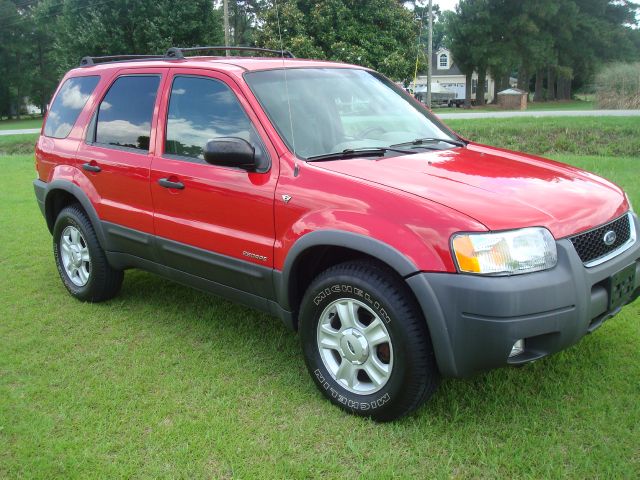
xmin=0 ymin=128 xmax=40 ymax=136
xmin=437 ymin=109 xmax=640 ymax=119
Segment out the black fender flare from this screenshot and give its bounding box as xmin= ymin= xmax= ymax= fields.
xmin=275 ymin=230 xmax=420 ymax=312
xmin=36 ymin=178 xmax=108 ymax=249
xmin=276 ymin=229 xmax=455 ymax=375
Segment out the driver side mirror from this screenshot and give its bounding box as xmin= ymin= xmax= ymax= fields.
xmin=203 ymin=137 xmax=258 ymax=171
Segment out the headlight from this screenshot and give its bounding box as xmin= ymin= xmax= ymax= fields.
xmin=451 ymin=227 xmax=557 ymax=275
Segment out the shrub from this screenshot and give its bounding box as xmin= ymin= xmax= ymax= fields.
xmin=595 ymin=62 xmax=640 ymax=109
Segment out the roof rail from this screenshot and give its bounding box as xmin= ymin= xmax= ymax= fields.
xmin=79 ymin=46 xmax=295 ymax=67
xmin=165 ymin=46 xmax=295 ymax=59
xmin=79 ymin=54 xmax=167 ymax=67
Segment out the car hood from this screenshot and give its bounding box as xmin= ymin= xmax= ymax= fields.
xmin=310 ymin=143 xmax=628 ymax=238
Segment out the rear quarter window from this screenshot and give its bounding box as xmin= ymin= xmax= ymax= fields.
xmin=44 ymin=76 xmax=100 ymax=139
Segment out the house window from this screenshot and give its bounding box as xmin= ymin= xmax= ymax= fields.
xmin=472 ymin=78 xmax=477 ymax=94
xmin=439 ymin=54 xmax=448 ymax=69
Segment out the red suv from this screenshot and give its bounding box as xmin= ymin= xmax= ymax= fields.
xmin=34 ymin=47 xmax=639 ymax=421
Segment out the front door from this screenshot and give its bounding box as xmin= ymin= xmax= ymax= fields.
xmin=149 ymin=68 xmax=279 ymax=298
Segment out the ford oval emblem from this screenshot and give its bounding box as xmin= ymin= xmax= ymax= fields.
xmin=603 ymin=230 xmax=617 ymax=246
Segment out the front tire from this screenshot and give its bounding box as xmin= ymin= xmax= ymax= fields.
xmin=53 ymin=204 xmax=123 ymax=302
xmin=299 ymin=260 xmax=439 ymax=421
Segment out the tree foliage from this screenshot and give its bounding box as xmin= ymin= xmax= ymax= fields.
xmin=0 ymin=0 xmax=638 ymax=117
xmin=255 ymin=0 xmax=420 ymax=80
xmin=446 ymin=0 xmax=640 ymax=102
xmin=0 ymin=0 xmax=223 ymax=118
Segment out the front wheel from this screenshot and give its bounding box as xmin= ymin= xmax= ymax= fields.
xmin=299 ymin=260 xmax=439 ymax=421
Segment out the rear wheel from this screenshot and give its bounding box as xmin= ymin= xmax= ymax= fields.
xmin=53 ymin=204 xmax=123 ymax=302
xmin=299 ymin=260 xmax=439 ymax=421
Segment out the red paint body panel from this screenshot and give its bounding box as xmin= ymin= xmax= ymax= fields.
xmin=310 ymin=142 xmax=628 ymax=240
xmin=36 ymin=57 xmax=631 ymax=277
xmin=149 ymin=67 xmax=279 ymax=266
xmin=73 ymin=67 xmax=168 ymax=235
xmin=272 ymin=153 xmax=485 ymax=272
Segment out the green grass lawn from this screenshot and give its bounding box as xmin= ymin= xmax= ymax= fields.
xmin=438 ymin=98 xmax=595 ymax=113
xmin=0 ymin=116 xmax=43 ymax=130
xmin=447 ymin=116 xmax=640 ymax=158
xmin=1 ymin=119 xmax=639 ymax=478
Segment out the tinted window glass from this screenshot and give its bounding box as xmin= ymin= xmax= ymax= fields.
xmin=245 ymin=68 xmax=456 ymax=158
xmin=96 ymin=75 xmax=160 ymax=151
xmin=165 ymin=76 xmax=264 ymax=160
xmin=44 ymin=76 xmax=99 ymax=138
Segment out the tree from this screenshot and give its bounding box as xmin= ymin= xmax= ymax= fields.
xmin=446 ymin=0 xmax=493 ymax=107
xmin=256 ymin=0 xmax=420 ymax=81
xmin=0 ymin=0 xmax=34 ymax=118
xmin=229 ymin=1 xmax=268 ymax=45
xmin=446 ymin=0 xmax=639 ymax=104
xmin=53 ymin=0 xmax=223 ymax=72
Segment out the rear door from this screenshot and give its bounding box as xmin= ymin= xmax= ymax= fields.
xmin=76 ymin=69 xmax=166 ymax=258
xmin=149 ymin=68 xmax=279 ymax=298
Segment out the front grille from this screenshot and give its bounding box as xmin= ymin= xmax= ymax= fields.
xmin=569 ymin=214 xmax=632 ymax=265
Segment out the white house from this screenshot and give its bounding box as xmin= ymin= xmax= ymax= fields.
xmin=413 ymin=47 xmax=495 ymax=104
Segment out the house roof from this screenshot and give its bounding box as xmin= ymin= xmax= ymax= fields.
xmin=431 ymin=49 xmax=463 ymax=76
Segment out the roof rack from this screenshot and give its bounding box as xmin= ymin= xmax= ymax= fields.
xmin=79 ymin=54 xmax=167 ymax=67
xmin=165 ymin=46 xmax=295 ymax=59
xmin=79 ymin=46 xmax=295 ymax=67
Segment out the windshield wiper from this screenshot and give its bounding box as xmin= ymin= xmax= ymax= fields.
xmin=391 ymin=137 xmax=467 ymax=149
xmin=307 ymin=146 xmax=415 ymax=162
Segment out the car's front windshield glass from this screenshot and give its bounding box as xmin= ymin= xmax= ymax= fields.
xmin=244 ymin=68 xmax=459 ymax=159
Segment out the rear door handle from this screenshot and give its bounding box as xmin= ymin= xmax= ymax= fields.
xmin=158 ymin=178 xmax=185 ymax=190
xmin=82 ymin=162 xmax=101 ymax=173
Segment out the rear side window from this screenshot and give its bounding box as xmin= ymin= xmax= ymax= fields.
xmin=44 ymin=76 xmax=99 ymax=138
xmin=165 ymin=76 xmax=265 ymax=161
xmin=95 ymin=75 xmax=160 ymax=151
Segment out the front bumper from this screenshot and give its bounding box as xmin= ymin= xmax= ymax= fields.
xmin=407 ymin=213 xmax=640 ymax=377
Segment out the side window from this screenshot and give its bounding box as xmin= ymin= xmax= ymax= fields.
xmin=165 ymin=76 xmax=265 ymax=161
xmin=44 ymin=76 xmax=100 ymax=138
xmin=95 ymin=75 xmax=160 ymax=151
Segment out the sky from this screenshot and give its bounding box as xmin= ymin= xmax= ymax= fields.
xmin=434 ymin=0 xmax=458 ymax=12
xmin=407 ymin=1 xmax=458 ymax=13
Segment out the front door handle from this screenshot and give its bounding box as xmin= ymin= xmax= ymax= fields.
xmin=82 ymin=162 xmax=101 ymax=173
xmin=158 ymin=178 xmax=185 ymax=190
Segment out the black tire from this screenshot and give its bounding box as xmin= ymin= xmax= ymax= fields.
xmin=52 ymin=204 xmax=123 ymax=302
xmin=299 ymin=260 xmax=439 ymax=421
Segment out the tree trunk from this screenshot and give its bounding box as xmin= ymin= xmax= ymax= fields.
xmin=517 ymin=65 xmax=529 ymax=92
xmin=556 ymin=76 xmax=572 ymax=100
xmin=464 ymin=72 xmax=472 ymax=109
xmin=39 ymin=34 xmax=46 ymax=116
xmin=534 ymin=68 xmax=544 ymax=102
xmin=547 ymin=66 xmax=555 ymax=101
xmin=556 ymin=77 xmax=563 ymax=100
xmin=476 ymin=67 xmax=486 ymax=106
xmin=565 ymin=78 xmax=572 ymax=99
xmin=15 ymin=51 xmax=21 ymax=120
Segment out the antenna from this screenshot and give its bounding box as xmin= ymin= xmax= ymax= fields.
xmin=274 ymin=0 xmax=299 ymax=177
xmin=412 ymin=11 xmax=424 ymax=96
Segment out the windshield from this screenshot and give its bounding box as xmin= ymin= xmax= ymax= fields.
xmin=244 ymin=68 xmax=460 ymax=159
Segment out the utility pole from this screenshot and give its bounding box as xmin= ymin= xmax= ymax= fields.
xmin=426 ymin=0 xmax=433 ymax=107
xmin=223 ymin=0 xmax=230 ymax=56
